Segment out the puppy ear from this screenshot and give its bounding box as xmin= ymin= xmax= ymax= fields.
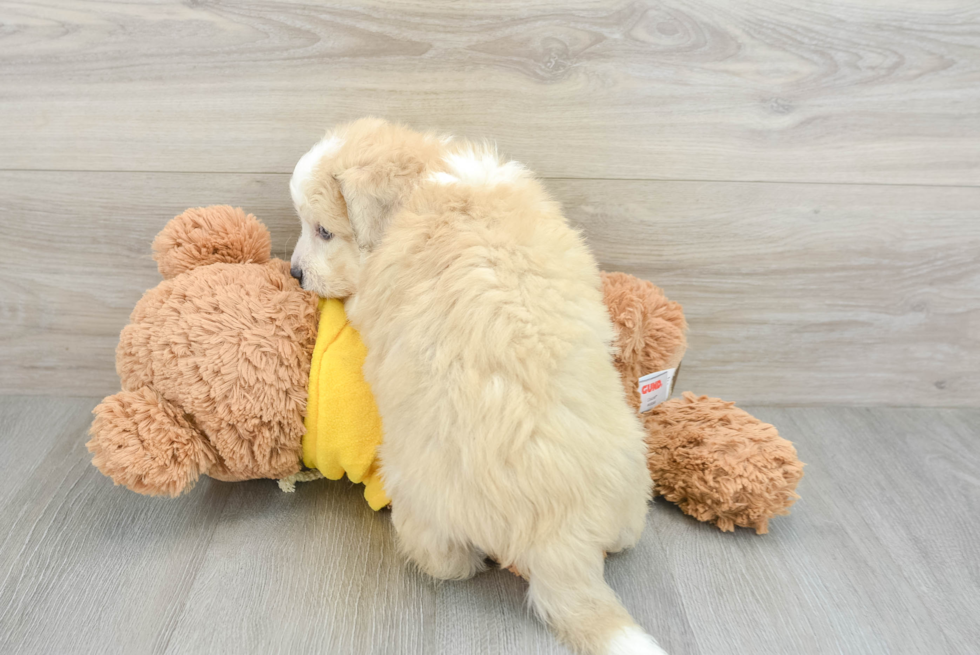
xmin=338 ymin=165 xmax=402 ymax=251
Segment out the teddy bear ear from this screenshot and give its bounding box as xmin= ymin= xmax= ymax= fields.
xmin=152 ymin=206 xmax=271 ymax=279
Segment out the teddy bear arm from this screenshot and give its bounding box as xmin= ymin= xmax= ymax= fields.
xmin=88 ymin=387 xmax=219 ymax=496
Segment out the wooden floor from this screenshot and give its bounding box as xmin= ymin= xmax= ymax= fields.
xmin=0 ymin=397 xmax=977 ymax=655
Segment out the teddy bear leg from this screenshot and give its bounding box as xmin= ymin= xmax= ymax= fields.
xmin=390 ymin=505 xmax=488 ymax=581
xmin=88 ymin=387 xmax=219 ymax=497
xmin=643 ymin=392 xmax=804 ymax=534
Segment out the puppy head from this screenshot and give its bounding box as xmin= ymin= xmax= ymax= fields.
xmin=289 ymin=118 xmax=444 ymax=298
xmin=289 ymin=132 xmax=358 ymax=298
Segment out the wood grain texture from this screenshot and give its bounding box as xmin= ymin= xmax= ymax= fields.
xmin=1 ymin=1 xmax=978 ymax=184
xmin=706 ymin=405 xmax=980 ymax=655
xmin=563 ymin=179 xmax=980 ymax=407
xmin=1 ymin=397 xmax=978 ymax=654
xmin=2 ymin=171 xmax=977 ymax=406
xmin=162 ymin=479 xmax=434 ymax=655
xmin=0 ymin=397 xmax=233 ymax=655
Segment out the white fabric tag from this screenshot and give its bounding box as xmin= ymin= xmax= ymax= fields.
xmin=638 ymin=368 xmax=676 ymax=413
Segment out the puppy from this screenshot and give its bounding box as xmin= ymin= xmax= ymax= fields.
xmin=290 ymin=118 xmax=665 ymax=655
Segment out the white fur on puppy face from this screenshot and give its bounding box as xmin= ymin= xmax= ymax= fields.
xmin=290 ymin=135 xmax=343 ymax=209
xmin=289 ymin=218 xmax=359 ymax=298
xmin=289 ymin=121 xmax=451 ymax=297
xmin=289 ymin=135 xmax=364 ymax=298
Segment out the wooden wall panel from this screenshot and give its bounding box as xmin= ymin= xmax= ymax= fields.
xmin=0 ymin=1 xmax=978 ymax=184
xmin=1 ymin=171 xmax=976 ymax=405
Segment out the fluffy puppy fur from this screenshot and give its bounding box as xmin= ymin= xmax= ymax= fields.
xmin=290 ymin=118 xmax=665 ymax=655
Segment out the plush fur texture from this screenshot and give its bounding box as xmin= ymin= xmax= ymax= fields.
xmin=644 ymin=393 xmax=804 ymax=534
xmin=153 ymin=205 xmax=272 ymax=279
xmin=602 ymin=270 xmax=803 ymax=535
xmin=88 ymin=207 xmax=318 ymax=496
xmin=90 ymin=385 xmax=220 ymax=496
xmin=290 ymin=119 xmax=657 ymax=655
xmin=602 ymin=271 xmax=688 ymax=408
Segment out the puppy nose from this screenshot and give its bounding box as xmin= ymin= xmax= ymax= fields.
xmin=290 ymin=265 xmax=303 ymax=284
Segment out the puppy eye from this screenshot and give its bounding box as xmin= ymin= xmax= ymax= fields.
xmin=317 ymin=225 xmax=334 ymax=241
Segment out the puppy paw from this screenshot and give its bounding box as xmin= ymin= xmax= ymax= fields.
xmin=417 ymin=545 xmax=487 ymax=581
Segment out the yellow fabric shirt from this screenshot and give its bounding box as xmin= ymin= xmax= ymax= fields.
xmin=302 ymin=298 xmax=390 ymax=510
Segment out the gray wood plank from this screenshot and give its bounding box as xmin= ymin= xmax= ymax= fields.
xmin=431 ymin=559 xmax=702 ymax=655
xmin=161 ymin=480 xmax=435 ymax=655
xmin=660 ymin=405 xmax=980 ymax=655
xmin=0 ymin=396 xmax=95 ymax=500
xmin=2 ymin=171 xmax=978 ymax=406
xmin=1 ymin=1 xmax=978 ymax=184
xmin=1 ymin=398 xmax=978 ymax=654
xmin=0 ymin=397 xmax=233 ymax=655
xmin=434 ymin=406 xmax=980 ymax=655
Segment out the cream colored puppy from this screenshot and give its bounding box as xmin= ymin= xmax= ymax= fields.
xmin=290 ymin=118 xmax=665 ymax=655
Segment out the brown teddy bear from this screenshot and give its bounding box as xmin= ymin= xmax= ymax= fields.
xmin=602 ymin=273 xmax=804 ymax=533
xmin=88 ymin=205 xmax=803 ymax=534
xmin=88 ymin=206 xmax=319 ymax=496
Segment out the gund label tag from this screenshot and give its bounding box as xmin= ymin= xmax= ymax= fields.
xmin=638 ymin=367 xmax=677 ymax=413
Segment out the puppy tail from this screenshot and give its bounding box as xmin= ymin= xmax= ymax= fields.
xmin=522 ymin=539 xmax=668 ymax=655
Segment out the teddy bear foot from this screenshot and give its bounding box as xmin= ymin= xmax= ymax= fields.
xmin=644 ymin=392 xmax=804 ymax=534
xmin=88 ymin=387 xmax=219 ymax=497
